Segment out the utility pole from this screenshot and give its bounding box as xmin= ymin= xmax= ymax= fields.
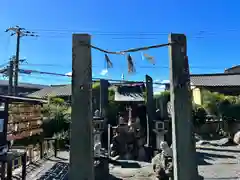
xmin=5 ymin=26 xmax=38 ymax=96
xmin=169 ymin=34 xmax=199 ymax=180
xmin=70 ymin=34 xmax=94 ymax=180
xmin=8 ymin=59 xmax=14 ymax=95
xmin=145 ymin=75 xmax=154 ymax=147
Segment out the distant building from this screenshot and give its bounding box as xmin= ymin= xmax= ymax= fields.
xmin=224 ymin=65 xmax=240 ymax=73
xmin=163 ymin=71 xmax=240 ymax=105
xmin=27 ymin=84 xmax=72 ymax=101
xmin=0 ymin=80 xmax=48 ymax=96
xmin=190 ymin=73 xmax=240 ymax=105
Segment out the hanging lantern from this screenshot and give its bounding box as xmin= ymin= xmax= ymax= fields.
xmin=105 ymin=54 xmax=113 ymax=68
xmin=127 ymin=54 xmax=135 ymax=73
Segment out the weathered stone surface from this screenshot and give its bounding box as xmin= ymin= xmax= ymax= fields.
xmin=233 ymin=131 xmax=240 ymax=145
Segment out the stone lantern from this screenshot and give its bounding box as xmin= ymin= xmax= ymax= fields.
xmin=93 ymin=116 xmax=105 ymax=157
xmin=152 ymin=120 xmax=168 ymax=153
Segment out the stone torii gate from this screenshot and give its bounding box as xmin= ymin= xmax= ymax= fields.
xmin=69 ymin=34 xmax=200 ymax=180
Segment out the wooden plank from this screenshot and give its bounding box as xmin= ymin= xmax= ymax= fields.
xmin=169 ymin=34 xmax=199 ymax=180
xmin=70 ymin=34 xmax=94 ymax=180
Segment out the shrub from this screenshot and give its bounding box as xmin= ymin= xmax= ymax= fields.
xmin=192 ymin=104 xmax=207 ymax=127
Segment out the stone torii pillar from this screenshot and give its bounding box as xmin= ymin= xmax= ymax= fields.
xmin=70 ymin=34 xmax=94 ymax=180
xmin=169 ymin=34 xmax=199 ymax=180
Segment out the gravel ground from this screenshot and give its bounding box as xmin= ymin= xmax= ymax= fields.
xmin=12 ymin=144 xmax=240 ymax=180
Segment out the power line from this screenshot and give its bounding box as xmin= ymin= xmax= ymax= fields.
xmin=20 ymin=63 xmax=69 ymax=67
xmin=14 ymin=68 xmax=168 ymax=85
xmin=32 ymin=33 xmax=205 ymax=40
xmin=29 ymin=28 xmax=240 ymax=36
xmin=17 ymin=62 xmax=232 ymax=70
xmin=19 ymin=73 xmax=71 ymax=81
xmin=0 ymin=59 xmax=230 ymax=74
xmin=29 ymin=28 xmax=171 ymax=35
xmin=25 ymin=28 xmax=240 ymax=42
xmin=20 ymin=73 xmax=166 ymax=85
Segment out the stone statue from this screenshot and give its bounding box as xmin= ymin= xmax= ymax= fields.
xmin=233 ymin=131 xmax=240 ymax=145
xmin=94 ymin=109 xmax=100 ymax=117
xmin=152 ymin=141 xmax=173 ymax=180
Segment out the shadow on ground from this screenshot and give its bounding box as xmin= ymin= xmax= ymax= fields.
xmin=118 ymin=161 xmax=141 ymax=168
xmin=45 ymin=156 xmax=69 ymax=162
xmin=197 ymin=146 xmax=240 ymax=153
xmin=10 ymin=160 xmax=44 ymax=180
xmin=196 ymin=151 xmax=236 ymax=166
xmin=108 ymin=174 xmax=123 ymax=180
xmin=197 ymin=152 xmax=213 ymax=165
xmin=37 ymin=162 xmax=69 ymax=180
xmin=109 ymin=160 xmax=141 ymax=168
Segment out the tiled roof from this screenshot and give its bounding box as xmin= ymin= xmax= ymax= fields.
xmin=28 ymin=82 xmax=146 ymax=100
xmin=28 ymin=83 xmax=99 ymax=98
xmin=224 ymin=65 xmax=240 ymax=73
xmin=114 ymin=85 xmax=144 ymax=102
xmin=114 ymin=92 xmax=144 ymax=101
xmin=0 ymin=79 xmax=48 ymax=89
xmin=27 ymin=85 xmax=71 ymax=98
xmin=190 ymin=73 xmax=240 ymax=87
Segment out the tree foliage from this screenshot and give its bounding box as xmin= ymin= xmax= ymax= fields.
xmin=42 ymin=97 xmax=70 ymax=138
xmin=41 ymin=88 xmax=240 ymax=140
xmin=192 ymin=104 xmax=207 ymax=127
xmin=202 ymin=90 xmax=240 ymax=121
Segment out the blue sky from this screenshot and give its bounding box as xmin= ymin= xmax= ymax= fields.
xmin=1 ymin=0 xmax=240 ymax=90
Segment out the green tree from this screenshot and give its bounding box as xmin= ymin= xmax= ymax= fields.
xmin=192 ymin=104 xmax=207 ymax=127
xmin=202 ymin=90 xmax=225 ymax=116
xmin=42 ymin=97 xmax=70 ymax=138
